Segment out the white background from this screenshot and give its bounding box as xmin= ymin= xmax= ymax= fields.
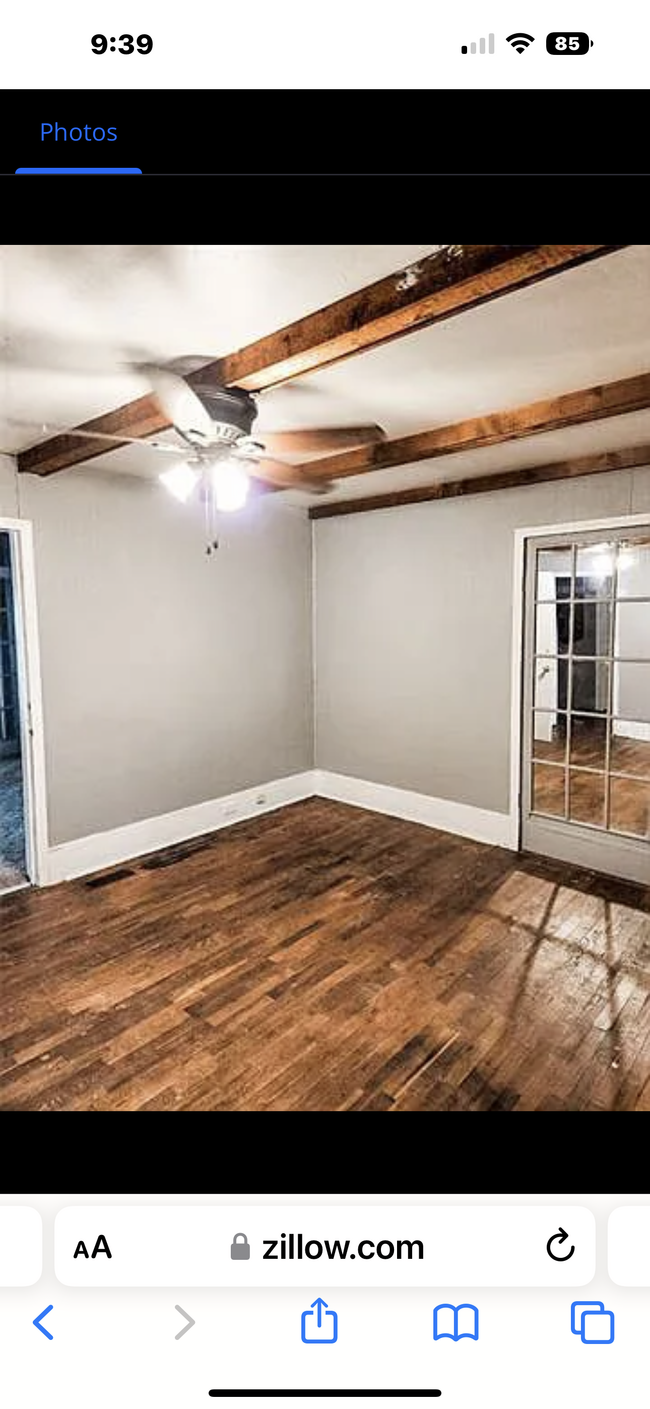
xmin=1 ymin=1194 xmax=649 ymax=1409
xmin=0 ymin=1207 xmax=42 ymax=1285
xmin=609 ymin=1207 xmax=650 ymax=1284
xmin=0 ymin=0 xmax=647 ymax=88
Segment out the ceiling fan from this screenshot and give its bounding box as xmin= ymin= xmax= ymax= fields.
xmin=140 ymin=362 xmax=385 ymax=496
xmin=3 ymin=356 xmax=385 ymax=549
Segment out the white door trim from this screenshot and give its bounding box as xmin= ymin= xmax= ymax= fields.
xmin=0 ymin=516 xmax=48 ymax=886
xmin=510 ymin=512 xmax=650 ymax=857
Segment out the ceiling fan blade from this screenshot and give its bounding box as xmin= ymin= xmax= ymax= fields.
xmin=5 ymin=417 xmax=183 ymax=454
xmin=244 ymin=456 xmax=333 ymax=495
xmin=258 ymin=424 xmax=386 ymax=457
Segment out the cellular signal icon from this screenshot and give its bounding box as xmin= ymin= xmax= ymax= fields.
xmin=461 ymin=33 xmax=495 ymax=53
xmin=506 ymin=32 xmax=535 ymax=51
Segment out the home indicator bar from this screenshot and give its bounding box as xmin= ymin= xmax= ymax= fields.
xmin=208 ymin=1393 xmax=442 ymax=1399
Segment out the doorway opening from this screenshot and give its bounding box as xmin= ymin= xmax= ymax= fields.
xmin=0 ymin=531 xmax=28 ymax=890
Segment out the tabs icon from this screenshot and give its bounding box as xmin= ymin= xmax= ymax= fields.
xmin=571 ymin=1301 xmax=615 ymax=1344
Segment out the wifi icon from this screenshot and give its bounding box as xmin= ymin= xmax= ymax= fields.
xmin=506 ymin=31 xmax=535 ymax=51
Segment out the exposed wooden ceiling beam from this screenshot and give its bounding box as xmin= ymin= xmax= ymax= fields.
xmin=298 ymin=369 xmax=650 ymax=485
xmin=17 ymin=243 xmax=623 ymax=478
xmin=202 ymin=244 xmax=622 ymax=391
xmin=309 ymin=444 xmax=650 ymax=519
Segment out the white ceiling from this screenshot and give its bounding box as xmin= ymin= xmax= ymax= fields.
xmin=2 ymin=243 xmax=650 ymax=503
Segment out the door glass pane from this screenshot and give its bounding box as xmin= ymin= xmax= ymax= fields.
xmin=535 ymin=602 xmax=559 ymax=656
xmin=555 ymin=596 xmax=571 ymax=656
xmin=532 ymin=712 xmax=567 ymax=763
xmin=569 ymin=715 xmax=607 ymax=771
xmin=572 ymin=598 xmax=612 ymax=656
xmin=536 ymin=548 xmax=573 ymax=598
xmin=609 ymin=776 xmax=650 ymax=837
xmin=534 ymin=658 xmax=561 ymax=710
xmin=0 ymin=706 xmax=15 ymax=742
xmin=610 ymin=726 xmax=650 ymax=778
xmin=531 ymin=763 xmax=566 ymax=818
xmin=571 ymin=659 xmax=610 ymax=714
xmin=615 ymin=601 xmax=650 ymax=658
xmin=569 ymin=769 xmax=606 ymax=827
xmin=575 ymin=542 xmax=616 ymax=594
xmin=617 ymin=537 xmax=650 ymax=597
xmin=612 ymin=662 xmax=650 ymax=723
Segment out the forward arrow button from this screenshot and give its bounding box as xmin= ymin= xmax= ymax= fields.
xmin=175 ymin=1305 xmax=196 ymax=1339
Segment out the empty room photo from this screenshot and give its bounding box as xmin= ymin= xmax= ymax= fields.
xmin=1 ymin=242 xmax=649 ymax=1112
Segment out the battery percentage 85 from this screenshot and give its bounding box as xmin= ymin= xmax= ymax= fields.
xmin=546 ymin=32 xmax=593 ymax=53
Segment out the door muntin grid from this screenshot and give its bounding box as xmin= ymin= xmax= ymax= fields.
xmin=526 ymin=533 xmax=650 ymax=844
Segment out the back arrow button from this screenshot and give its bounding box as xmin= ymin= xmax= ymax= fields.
xmin=33 ymin=1305 xmax=54 ymax=1339
xmin=175 ymin=1305 xmax=195 ymax=1339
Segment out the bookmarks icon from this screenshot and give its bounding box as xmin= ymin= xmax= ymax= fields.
xmin=433 ymin=1304 xmax=479 ymax=1341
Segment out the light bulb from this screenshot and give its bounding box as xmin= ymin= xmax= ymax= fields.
xmin=211 ymin=459 xmax=249 ymax=512
xmin=159 ymin=463 xmax=200 ymax=503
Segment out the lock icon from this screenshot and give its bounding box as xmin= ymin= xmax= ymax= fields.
xmin=231 ymin=1232 xmax=251 ymax=1261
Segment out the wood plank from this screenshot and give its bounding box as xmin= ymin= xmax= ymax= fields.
xmin=309 ymin=442 xmax=650 ymax=518
xmin=1 ymin=797 xmax=650 ymax=1111
xmin=302 ymin=369 xmax=650 ymax=488
xmin=16 ymin=244 xmax=623 ymax=478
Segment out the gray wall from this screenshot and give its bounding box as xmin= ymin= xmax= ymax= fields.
xmin=0 ymin=455 xmax=313 ymax=845
xmin=314 ymin=466 xmax=650 ymax=815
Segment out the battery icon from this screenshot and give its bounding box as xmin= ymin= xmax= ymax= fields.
xmin=546 ymin=32 xmax=593 ymax=53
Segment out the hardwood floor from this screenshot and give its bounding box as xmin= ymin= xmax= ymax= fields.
xmin=1 ymin=797 xmax=650 ymax=1111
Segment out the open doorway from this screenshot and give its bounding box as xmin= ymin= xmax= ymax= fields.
xmin=0 ymin=531 xmax=27 ymax=889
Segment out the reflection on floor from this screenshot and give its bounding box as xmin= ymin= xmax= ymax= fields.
xmin=532 ymin=733 xmax=650 ymax=834
xmin=0 ymin=757 xmax=26 ymax=890
xmin=1 ymin=797 xmax=650 ymax=1111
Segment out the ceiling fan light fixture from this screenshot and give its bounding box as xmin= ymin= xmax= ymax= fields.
xmin=211 ymin=458 xmax=250 ymax=512
xmin=159 ymin=463 xmax=200 ymax=503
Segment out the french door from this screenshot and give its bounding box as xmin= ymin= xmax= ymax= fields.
xmin=521 ymin=525 xmax=650 ymax=884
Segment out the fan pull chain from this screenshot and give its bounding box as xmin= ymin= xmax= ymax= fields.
xmin=204 ymin=472 xmax=219 ymax=556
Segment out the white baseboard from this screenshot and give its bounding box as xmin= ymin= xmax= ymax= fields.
xmin=43 ymin=767 xmax=514 ymax=886
xmin=313 ymin=769 xmax=514 ymax=849
xmin=612 ymin=720 xmax=650 ymax=742
xmin=45 ymin=771 xmax=316 ymax=884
